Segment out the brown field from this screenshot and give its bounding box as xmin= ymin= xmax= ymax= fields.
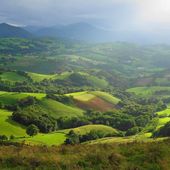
xmin=75 ymin=97 xmax=116 ymax=112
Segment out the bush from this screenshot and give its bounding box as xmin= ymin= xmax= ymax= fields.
xmin=125 ymin=127 xmax=140 ymax=136
xmin=0 ymin=135 xmax=8 ymax=141
xmin=26 ymin=124 xmax=39 ymax=137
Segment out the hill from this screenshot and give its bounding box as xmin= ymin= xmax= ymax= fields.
xmin=0 ymin=91 xmax=45 ymax=105
xmin=0 ymin=23 xmax=32 ymax=38
xmin=71 ymin=124 xmax=119 ymax=136
xmin=0 ymin=109 xmax=26 ymax=137
xmin=0 ymin=71 xmax=28 ymax=83
xmin=66 ymin=91 xmax=120 ymax=111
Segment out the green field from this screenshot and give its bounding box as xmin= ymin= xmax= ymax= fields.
xmin=16 ymin=132 xmax=66 ymax=146
xmin=91 ymin=91 xmax=120 ymax=104
xmin=66 ymin=91 xmax=95 ymax=101
xmin=71 ymin=124 xmax=119 ymax=135
xmin=88 ymin=135 xmax=165 ymax=145
xmin=27 ymin=71 xmax=71 ymax=82
xmin=25 ymin=125 xmax=119 ymax=146
xmin=0 ymin=72 xmax=27 ymax=82
xmin=157 ymin=108 xmax=170 ymax=117
xmin=0 ymin=108 xmax=67 ymax=145
xmin=127 ymin=86 xmax=170 ymax=97
xmin=39 ymin=98 xmax=84 ymax=118
xmin=0 ymin=109 xmax=26 ymax=137
xmin=66 ymin=91 xmax=120 ymax=104
xmin=0 ymin=91 xmax=46 ymax=105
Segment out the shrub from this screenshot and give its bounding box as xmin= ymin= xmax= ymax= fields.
xmin=26 ymin=124 xmax=39 ymax=137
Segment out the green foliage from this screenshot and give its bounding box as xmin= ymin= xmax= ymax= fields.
xmin=0 ymin=135 xmax=8 ymax=141
xmin=46 ymin=93 xmax=73 ymax=105
xmin=26 ymin=124 xmax=39 ymax=136
xmin=153 ymin=121 xmax=170 ymax=137
xmin=126 ymin=127 xmax=140 ymax=136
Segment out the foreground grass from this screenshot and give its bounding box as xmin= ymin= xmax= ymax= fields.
xmin=0 ymin=139 xmax=170 ymax=169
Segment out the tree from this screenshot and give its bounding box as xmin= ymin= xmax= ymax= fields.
xmin=26 ymin=124 xmax=39 ymax=137
xmin=0 ymin=135 xmax=8 ymax=141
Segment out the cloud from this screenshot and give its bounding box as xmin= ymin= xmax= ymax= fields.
xmin=0 ymin=0 xmax=169 ymax=33
xmin=134 ymin=0 xmax=170 ymax=31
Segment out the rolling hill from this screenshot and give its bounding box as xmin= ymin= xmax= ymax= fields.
xmin=66 ymin=91 xmax=120 ymax=111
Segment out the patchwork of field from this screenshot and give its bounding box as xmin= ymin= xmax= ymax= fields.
xmin=0 ymin=87 xmax=169 ymax=146
xmin=66 ymin=91 xmax=120 ymax=111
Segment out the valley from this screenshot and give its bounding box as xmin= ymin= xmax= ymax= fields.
xmin=0 ymin=37 xmax=170 ymax=169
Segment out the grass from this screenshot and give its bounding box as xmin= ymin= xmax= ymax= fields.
xmin=15 ymin=132 xmax=66 ymax=146
xmin=0 ymin=109 xmax=26 ymax=137
xmin=39 ymin=98 xmax=84 ymax=118
xmin=1 ymin=139 xmax=170 ymax=169
xmin=71 ymin=124 xmax=119 ymax=135
xmin=157 ymin=117 xmax=170 ymax=129
xmin=89 ymin=133 xmax=165 ymax=145
xmin=66 ymin=91 xmax=120 ymax=111
xmin=0 ymin=109 xmax=67 ymax=145
xmin=67 ymin=91 xmax=120 ymax=104
xmin=16 ymin=125 xmax=119 ymax=146
xmin=91 ymin=91 xmax=120 ymax=105
xmin=157 ymin=106 xmax=170 ymax=117
xmin=27 ymin=71 xmax=71 ymax=82
xmin=127 ymin=86 xmax=170 ymax=97
xmin=27 ymin=72 xmax=56 ymax=82
xmin=66 ymin=91 xmax=95 ymax=101
xmin=0 ymin=72 xmax=27 ymax=82
xmin=0 ymin=91 xmax=46 ymax=105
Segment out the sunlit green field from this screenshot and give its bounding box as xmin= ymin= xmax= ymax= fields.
xmin=127 ymin=86 xmax=170 ymax=97
xmin=157 ymin=104 xmax=170 ymax=117
xmin=0 ymin=109 xmax=26 ymax=137
xmin=66 ymin=91 xmax=120 ymax=104
xmin=71 ymin=124 xmax=119 ymax=135
xmin=66 ymin=91 xmax=95 ymax=101
xmin=27 ymin=71 xmax=71 ymax=82
xmin=15 ymin=124 xmax=119 ymax=146
xmin=91 ymin=91 xmax=120 ymax=104
xmin=0 ymin=72 xmax=27 ymax=82
xmin=39 ymin=98 xmax=84 ymax=118
xmin=0 ymin=91 xmax=46 ymax=105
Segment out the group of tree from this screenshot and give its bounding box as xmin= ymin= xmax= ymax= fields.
xmin=46 ymin=93 xmax=73 ymax=105
xmin=64 ymin=129 xmax=119 ymax=145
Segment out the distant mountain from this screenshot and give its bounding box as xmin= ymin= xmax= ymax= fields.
xmin=0 ymin=23 xmax=32 ymax=38
xmin=35 ymin=22 xmax=114 ymax=42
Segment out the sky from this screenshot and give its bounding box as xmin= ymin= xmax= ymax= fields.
xmin=0 ymin=0 xmax=170 ymax=32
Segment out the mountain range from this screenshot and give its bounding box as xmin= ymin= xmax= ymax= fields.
xmin=0 ymin=23 xmax=32 ymax=38
xmin=0 ymin=22 xmax=170 ymax=43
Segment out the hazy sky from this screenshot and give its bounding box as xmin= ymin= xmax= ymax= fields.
xmin=0 ymin=0 xmax=170 ymax=32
